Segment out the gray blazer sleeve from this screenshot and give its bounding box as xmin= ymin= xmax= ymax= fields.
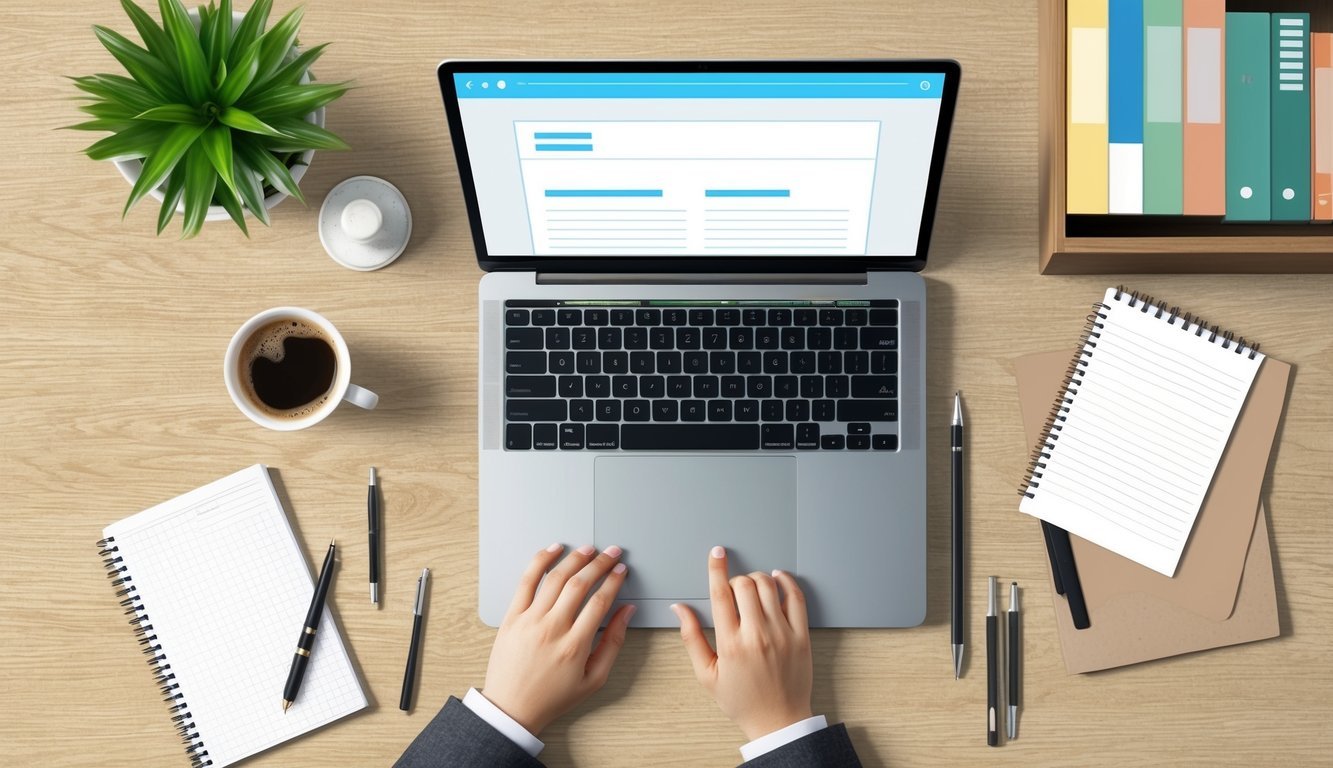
xmin=737 ymin=723 xmax=862 ymax=768
xmin=394 ymin=696 xmax=546 ymax=768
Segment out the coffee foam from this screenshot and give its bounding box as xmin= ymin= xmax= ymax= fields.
xmin=239 ymin=319 xmax=336 ymax=419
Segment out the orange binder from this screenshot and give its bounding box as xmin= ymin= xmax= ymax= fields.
xmin=1182 ymin=0 xmax=1226 ymax=215
xmin=1314 ymin=33 xmax=1332 ymax=220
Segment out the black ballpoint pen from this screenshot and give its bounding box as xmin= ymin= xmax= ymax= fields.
xmin=369 ymin=468 xmax=380 ymax=605
xmin=986 ymin=575 xmax=999 ymax=747
xmin=283 ymin=539 xmax=336 ymax=713
xmin=1008 ymin=581 xmax=1020 ymax=741
xmin=400 ymin=568 xmax=430 ymax=712
xmin=952 ymin=392 xmax=965 ymax=679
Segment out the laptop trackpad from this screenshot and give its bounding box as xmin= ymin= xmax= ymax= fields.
xmin=594 ymin=456 xmax=798 ymax=600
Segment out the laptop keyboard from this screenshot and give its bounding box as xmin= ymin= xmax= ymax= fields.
xmin=502 ymin=300 xmax=899 ymax=451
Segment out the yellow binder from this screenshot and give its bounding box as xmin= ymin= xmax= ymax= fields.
xmin=1068 ymin=0 xmax=1109 ymax=213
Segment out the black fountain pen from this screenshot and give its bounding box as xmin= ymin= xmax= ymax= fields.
xmin=283 ymin=539 xmax=336 ymax=713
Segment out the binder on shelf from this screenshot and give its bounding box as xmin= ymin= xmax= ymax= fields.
xmin=1182 ymin=0 xmax=1226 ymax=216
xmin=1143 ymin=0 xmax=1184 ymax=215
xmin=1108 ymin=0 xmax=1143 ymax=214
xmin=1067 ymin=0 xmax=1109 ymax=214
xmin=1315 ymin=33 xmax=1333 ymax=221
xmin=1225 ymin=12 xmax=1272 ymax=221
xmin=1271 ymin=13 xmax=1312 ymax=221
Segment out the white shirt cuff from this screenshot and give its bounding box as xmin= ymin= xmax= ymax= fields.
xmin=462 ymin=687 xmax=545 ymax=757
xmin=739 ymin=715 xmax=829 ymax=761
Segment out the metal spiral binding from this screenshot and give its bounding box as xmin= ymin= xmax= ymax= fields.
xmin=97 ymin=537 xmax=213 ymax=767
xmin=1112 ymin=285 xmax=1261 ymax=359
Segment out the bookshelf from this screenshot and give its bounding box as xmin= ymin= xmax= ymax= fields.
xmin=1038 ymin=0 xmax=1333 ymax=273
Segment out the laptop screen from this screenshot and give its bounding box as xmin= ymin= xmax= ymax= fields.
xmin=444 ymin=67 xmax=954 ymax=261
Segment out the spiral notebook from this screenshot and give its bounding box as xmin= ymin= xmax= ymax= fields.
xmin=98 ymin=465 xmax=367 ymax=767
xmin=1019 ymin=288 xmax=1266 ymax=577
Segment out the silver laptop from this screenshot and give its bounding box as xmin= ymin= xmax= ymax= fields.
xmin=437 ymin=61 xmax=960 ymax=627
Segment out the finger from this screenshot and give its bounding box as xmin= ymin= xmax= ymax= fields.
xmin=731 ymin=574 xmax=763 ymax=626
xmin=571 ymin=558 xmax=629 ymax=640
xmin=505 ymin=543 xmax=566 ymax=621
xmin=551 ymin=545 xmax=623 ymax=627
xmin=530 ymin=544 xmax=597 ymax=614
xmin=585 ymin=603 xmax=636 ymax=689
xmin=749 ymin=570 xmax=783 ymax=622
xmin=772 ymin=569 xmax=809 ymax=637
xmin=707 ymin=546 xmax=738 ymax=634
xmin=671 ymin=602 xmax=717 ymax=685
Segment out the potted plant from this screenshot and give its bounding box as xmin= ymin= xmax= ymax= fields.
xmin=68 ymin=0 xmax=350 ymax=237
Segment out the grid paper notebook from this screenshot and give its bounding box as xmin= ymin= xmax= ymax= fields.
xmin=1019 ymin=288 xmax=1265 ymax=577
xmin=98 ymin=465 xmax=366 ymax=767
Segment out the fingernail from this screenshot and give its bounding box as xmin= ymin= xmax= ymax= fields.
xmin=710 ymin=545 xmax=725 ymax=559
xmin=612 ymin=562 xmax=627 ymax=574
xmin=625 ymin=604 xmax=637 ymax=618
xmin=576 ymin=544 xmax=596 ymax=556
xmin=604 ymin=544 xmax=623 ymax=558
xmin=771 ymin=569 xmax=782 ymax=578
xmin=546 ymin=542 xmax=563 ymax=553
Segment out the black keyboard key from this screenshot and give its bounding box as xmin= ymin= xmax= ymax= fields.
xmin=548 ymin=352 xmax=574 ymax=374
xmin=702 ymin=327 xmax=728 ymax=349
xmin=761 ymin=424 xmax=794 ymax=449
xmin=611 ymin=309 xmax=635 ymax=326
xmin=790 ymin=352 xmax=815 ymax=374
xmin=657 ymin=351 xmax=682 ymax=374
xmin=747 ymin=376 xmax=772 ymax=398
xmin=559 ymin=423 xmax=584 ymax=449
xmin=873 ymin=434 xmax=898 ymax=450
xmin=683 ymin=351 xmax=708 ymax=374
xmin=716 ymin=309 xmax=741 ymax=326
xmin=762 ymin=400 xmax=783 ymax=421
xmin=817 ymin=351 xmax=841 ymax=374
xmin=650 ymin=327 xmax=674 ymax=350
xmin=774 ymin=376 xmax=798 ymax=398
xmin=584 ymin=309 xmax=608 ymax=326
xmin=735 ymin=400 xmax=760 ymax=421
xmin=506 ymin=328 xmax=543 ymax=350
xmin=663 ymin=309 xmax=688 ymax=326
xmin=533 ymin=423 xmax=558 ymax=450
xmin=708 ymin=400 xmax=732 ymax=422
xmin=845 ymin=352 xmax=869 ymax=375
xmin=613 ymin=376 xmax=637 ymax=398
xmin=506 ymin=424 xmax=531 ymax=450
xmin=624 ymin=327 xmax=648 ymax=350
xmin=848 ymin=435 xmax=871 ymax=450
xmin=603 ymin=352 xmax=628 ymax=374
xmin=531 ymin=309 xmax=556 ymax=326
xmin=506 ymin=375 xmax=556 ymax=397
xmin=558 ymin=376 xmax=583 ymax=398
xmin=860 ymin=327 xmax=898 ymax=351
xmin=676 ymin=327 xmax=700 ymax=350
xmin=621 ymin=424 xmax=760 ymax=450
xmin=756 ymin=327 xmax=780 ymax=349
xmin=570 ymin=399 xmax=594 ymax=422
xmin=742 ymin=309 xmax=766 ymax=326
xmin=667 ymin=376 xmax=691 ymax=398
xmin=766 ymin=309 xmax=790 ymax=326
xmin=507 ymin=400 xmax=567 ymax=422
xmin=837 ymin=400 xmax=897 ymax=422
xmin=834 ymin=328 xmax=858 ymax=350
xmin=624 ymin=400 xmax=651 ymax=421
xmin=819 ymin=309 xmax=843 ymax=326
xmin=800 ymin=376 xmax=823 ymax=399
xmin=871 ymin=351 xmax=898 ymax=374
xmin=709 ymin=351 xmax=736 ymax=374
xmin=630 ymin=351 xmax=655 ymax=374
xmin=587 ymin=424 xmax=619 ymax=449
xmin=572 ymin=328 xmax=597 ymax=350
xmin=714 ymin=375 xmax=742 ymax=398
xmin=763 ymin=352 xmax=788 ymax=374
xmin=599 ymin=327 xmax=623 ymax=349
xmin=596 ymin=400 xmax=621 ymax=422
xmin=814 ymin=399 xmax=836 ymax=421
xmin=781 ymin=328 xmax=805 ymax=350
xmin=691 ymin=376 xmax=718 ymax=398
xmin=826 ymin=376 xmax=850 ymax=398
xmin=586 ymin=376 xmax=611 ymax=398
xmin=640 ymin=375 xmax=665 ymax=399
xmin=690 ymin=309 xmax=714 ymax=325
xmin=558 ymin=309 xmax=581 ymax=326
xmin=506 ymin=309 xmax=530 ymax=326
xmin=852 ymin=375 xmax=897 ymax=399
xmin=807 ymin=328 xmax=832 ymax=350
xmin=729 ymin=327 xmax=754 ymax=350
xmin=653 ymin=400 xmax=679 ymax=422
xmin=845 ymin=308 xmax=868 ymax=326
xmin=681 ymin=400 xmax=707 ymax=422
xmin=796 ymin=423 xmax=820 ymax=450
xmin=794 ymin=309 xmax=818 ymax=326
xmin=786 ymin=399 xmax=810 ymax=421
xmin=848 ymin=422 xmax=871 ymax=435
xmin=507 ymin=352 xmax=546 ymax=374
xmin=821 ymin=434 xmax=845 ymax=449
xmin=738 ymin=352 xmax=762 ymax=374
xmin=545 ymin=327 xmax=571 ymax=350
xmin=870 ymin=309 xmax=898 ymax=326
xmin=636 ymin=309 xmax=661 ymax=326
xmin=576 ymin=351 xmax=601 ymax=374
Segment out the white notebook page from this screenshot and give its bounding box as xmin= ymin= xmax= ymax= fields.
xmin=104 ymin=465 xmax=366 ymax=767
xmin=1019 ymin=289 xmax=1264 ymax=576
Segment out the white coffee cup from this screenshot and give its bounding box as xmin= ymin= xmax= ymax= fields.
xmin=224 ymin=307 xmax=378 ymax=431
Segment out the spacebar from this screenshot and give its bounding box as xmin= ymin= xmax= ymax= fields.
xmin=620 ymin=424 xmax=761 ymax=450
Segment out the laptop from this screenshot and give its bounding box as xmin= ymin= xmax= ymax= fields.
xmin=437 ymin=60 xmax=960 ymax=627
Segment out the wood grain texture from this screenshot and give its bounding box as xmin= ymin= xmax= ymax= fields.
xmin=1 ymin=1 xmax=1330 ymax=765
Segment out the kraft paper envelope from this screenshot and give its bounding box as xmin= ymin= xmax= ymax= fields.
xmin=1016 ymin=351 xmax=1282 ymax=673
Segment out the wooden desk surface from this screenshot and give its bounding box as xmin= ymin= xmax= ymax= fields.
xmin=3 ymin=1 xmax=1330 ymax=765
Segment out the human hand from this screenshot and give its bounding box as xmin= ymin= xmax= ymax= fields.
xmin=672 ymin=546 xmax=813 ymax=741
xmin=481 ymin=543 xmax=635 ymax=736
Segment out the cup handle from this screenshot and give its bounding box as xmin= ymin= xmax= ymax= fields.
xmin=344 ymin=383 xmax=379 ymax=410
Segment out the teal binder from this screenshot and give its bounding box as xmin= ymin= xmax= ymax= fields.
xmin=1226 ymin=13 xmax=1271 ymax=221
xmin=1144 ymin=0 xmax=1183 ymax=215
xmin=1271 ymin=13 xmax=1312 ymax=221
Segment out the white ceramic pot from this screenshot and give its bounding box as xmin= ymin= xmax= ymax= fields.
xmin=112 ymin=9 xmax=323 ymax=223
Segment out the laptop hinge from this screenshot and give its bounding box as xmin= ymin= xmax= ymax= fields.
xmin=535 ymin=272 xmax=868 ymax=286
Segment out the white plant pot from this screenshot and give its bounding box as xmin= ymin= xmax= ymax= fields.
xmin=111 ymin=9 xmax=324 ymax=224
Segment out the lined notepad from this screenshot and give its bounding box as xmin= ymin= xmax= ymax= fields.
xmin=1019 ymin=288 xmax=1264 ymax=577
xmin=101 ymin=466 xmax=366 ymax=767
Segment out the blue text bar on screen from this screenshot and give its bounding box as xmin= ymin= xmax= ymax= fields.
xmin=455 ymin=72 xmax=945 ymax=99
xmin=705 ymin=189 xmax=791 ymax=197
xmin=534 ymin=131 xmax=593 ymax=139
xmin=545 ymin=189 xmax=664 ymax=197
xmin=535 ymin=144 xmax=594 ymax=151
